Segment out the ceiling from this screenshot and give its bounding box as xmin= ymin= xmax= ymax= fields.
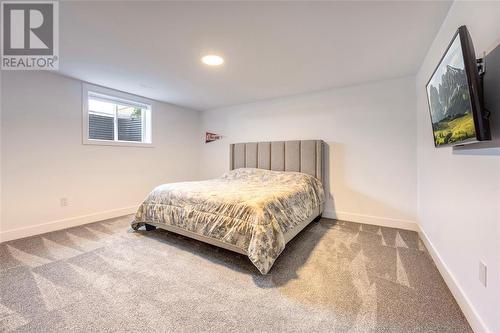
xmin=59 ymin=1 xmax=452 ymax=110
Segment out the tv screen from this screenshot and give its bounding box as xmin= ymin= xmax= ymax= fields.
xmin=426 ymin=26 xmax=490 ymax=147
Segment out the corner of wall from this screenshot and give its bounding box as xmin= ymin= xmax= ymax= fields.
xmin=418 ymin=226 xmax=490 ymax=333
xmin=414 ymin=2 xmax=500 ymax=331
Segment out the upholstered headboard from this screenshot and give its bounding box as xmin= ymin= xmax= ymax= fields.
xmin=229 ymin=140 xmax=324 ymax=184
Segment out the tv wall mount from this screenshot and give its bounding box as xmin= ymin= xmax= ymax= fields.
xmin=477 ymin=55 xmax=491 ymax=120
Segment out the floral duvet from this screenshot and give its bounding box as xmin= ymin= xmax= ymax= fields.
xmin=132 ymin=168 xmax=324 ymax=274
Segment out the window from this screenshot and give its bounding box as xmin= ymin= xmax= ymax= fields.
xmin=83 ymin=84 xmax=152 ymax=147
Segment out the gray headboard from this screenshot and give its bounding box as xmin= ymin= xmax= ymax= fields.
xmin=229 ymin=140 xmax=324 ymax=184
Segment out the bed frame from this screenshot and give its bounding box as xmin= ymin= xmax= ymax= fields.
xmin=140 ymin=140 xmax=325 ymax=256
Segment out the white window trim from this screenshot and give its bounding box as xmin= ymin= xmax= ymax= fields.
xmin=82 ymin=83 xmax=154 ymax=148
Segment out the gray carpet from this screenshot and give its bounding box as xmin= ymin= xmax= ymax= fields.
xmin=0 ymin=215 xmax=471 ymax=332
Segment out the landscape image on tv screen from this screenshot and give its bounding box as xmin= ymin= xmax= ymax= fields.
xmin=426 ymin=34 xmax=476 ymax=147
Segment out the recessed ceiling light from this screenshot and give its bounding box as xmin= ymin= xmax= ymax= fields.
xmin=202 ymin=55 xmax=224 ymax=66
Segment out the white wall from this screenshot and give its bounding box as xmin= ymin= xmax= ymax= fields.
xmin=416 ymin=2 xmax=500 ymax=332
xmin=200 ymin=76 xmax=418 ymax=230
xmin=0 ymin=69 xmax=3 ymax=236
xmin=1 ymin=71 xmax=201 ymax=242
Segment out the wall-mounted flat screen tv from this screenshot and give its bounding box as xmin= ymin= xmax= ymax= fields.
xmin=426 ymin=25 xmax=490 ymax=147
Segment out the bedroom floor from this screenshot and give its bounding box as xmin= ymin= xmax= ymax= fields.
xmin=0 ymin=216 xmax=471 ymax=332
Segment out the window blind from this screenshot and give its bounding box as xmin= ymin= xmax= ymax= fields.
xmin=117 ymin=116 xmax=142 ymax=142
xmin=89 ymin=114 xmax=114 ymax=141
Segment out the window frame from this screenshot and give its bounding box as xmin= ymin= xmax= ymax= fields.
xmin=82 ymin=83 xmax=153 ymax=147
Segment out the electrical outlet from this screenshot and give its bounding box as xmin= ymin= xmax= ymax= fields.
xmin=479 ymin=261 xmax=487 ymax=287
xmin=60 ymin=198 xmax=68 ymax=207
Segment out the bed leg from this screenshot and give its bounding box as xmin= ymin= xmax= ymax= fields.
xmin=145 ymin=224 xmax=157 ymax=231
xmin=131 ymin=222 xmax=142 ymax=231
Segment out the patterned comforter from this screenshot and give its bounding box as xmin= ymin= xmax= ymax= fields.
xmin=132 ymin=168 xmax=324 ymax=274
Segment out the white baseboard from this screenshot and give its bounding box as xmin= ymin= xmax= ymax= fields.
xmin=418 ymin=226 xmax=489 ymax=333
xmin=0 ymin=206 xmax=137 ymax=243
xmin=322 ymin=210 xmax=419 ymax=231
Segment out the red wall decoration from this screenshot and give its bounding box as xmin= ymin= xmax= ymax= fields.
xmin=205 ymin=132 xmax=223 ymax=143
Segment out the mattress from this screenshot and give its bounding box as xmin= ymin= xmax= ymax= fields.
xmin=132 ymin=168 xmax=325 ymax=274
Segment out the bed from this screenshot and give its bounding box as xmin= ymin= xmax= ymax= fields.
xmin=131 ymin=140 xmax=325 ymax=274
